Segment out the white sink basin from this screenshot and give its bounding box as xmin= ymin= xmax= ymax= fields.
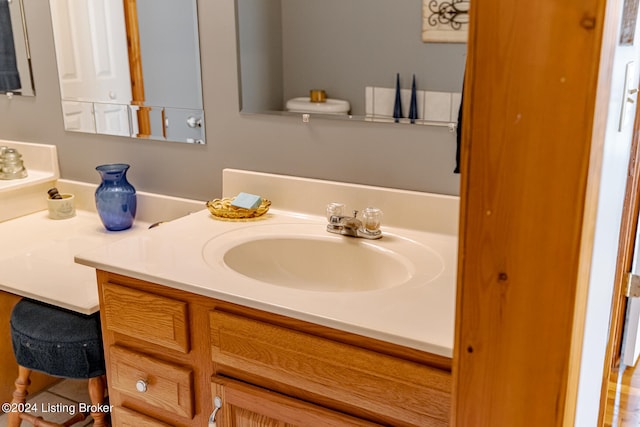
xmin=202 ymin=223 xmax=444 ymax=292
xmin=224 ymin=237 xmax=410 ymax=291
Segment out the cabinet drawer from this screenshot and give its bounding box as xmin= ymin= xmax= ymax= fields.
xmin=109 ymin=346 xmax=194 ymax=419
xmin=112 ymin=406 xmax=172 ymax=427
xmin=102 ymin=282 xmax=189 ymax=352
xmin=210 ymin=310 xmax=451 ymax=427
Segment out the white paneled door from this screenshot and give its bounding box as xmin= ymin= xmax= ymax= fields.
xmin=49 ymin=0 xmax=131 ymax=105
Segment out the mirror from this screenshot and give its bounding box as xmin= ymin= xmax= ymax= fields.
xmin=49 ymin=0 xmax=205 ymax=144
xmin=0 ymin=0 xmax=35 ymax=97
xmin=236 ymin=0 xmax=466 ymax=126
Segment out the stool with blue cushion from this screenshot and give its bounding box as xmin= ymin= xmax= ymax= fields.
xmin=8 ymin=299 xmax=109 ymax=427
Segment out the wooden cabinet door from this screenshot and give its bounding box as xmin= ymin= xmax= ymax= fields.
xmin=211 ymin=376 xmax=381 ymax=427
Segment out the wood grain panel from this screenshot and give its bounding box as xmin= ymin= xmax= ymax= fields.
xmin=102 ymin=282 xmax=189 ymax=352
xmin=112 ymin=406 xmax=173 ymax=427
xmin=110 ymin=346 xmax=194 ymax=419
xmin=212 ymin=375 xmax=382 ymax=427
xmin=210 ymin=310 xmax=450 ymax=427
xmin=453 ymin=0 xmax=618 ymax=425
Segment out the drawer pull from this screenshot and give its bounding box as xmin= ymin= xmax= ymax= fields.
xmin=208 ymin=396 xmax=222 ymax=427
xmin=136 ymin=379 xmax=148 ymax=393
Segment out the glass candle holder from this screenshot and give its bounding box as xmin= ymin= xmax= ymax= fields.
xmin=362 ymin=207 xmax=383 ymax=232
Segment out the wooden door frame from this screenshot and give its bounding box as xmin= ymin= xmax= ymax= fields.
xmin=122 ymin=0 xmax=151 ymax=137
xmin=453 ymin=0 xmax=620 ymax=424
xmin=599 ymin=74 xmax=640 ymax=425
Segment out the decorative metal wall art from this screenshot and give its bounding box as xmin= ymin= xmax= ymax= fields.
xmin=422 ymin=0 xmax=469 ymax=43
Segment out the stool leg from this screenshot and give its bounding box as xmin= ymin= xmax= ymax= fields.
xmin=7 ymin=365 xmax=32 ymax=427
xmin=87 ymin=375 xmax=109 ymax=427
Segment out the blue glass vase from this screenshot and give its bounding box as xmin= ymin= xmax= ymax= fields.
xmin=95 ymin=164 xmax=137 ymax=231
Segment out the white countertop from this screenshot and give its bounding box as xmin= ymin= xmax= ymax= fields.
xmin=0 ymin=209 xmax=151 ymax=314
xmin=0 ymin=178 xmax=205 ymax=314
xmin=76 ymin=208 xmax=458 ymax=357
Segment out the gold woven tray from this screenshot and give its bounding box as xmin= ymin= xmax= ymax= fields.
xmin=206 ymin=197 xmax=271 ymax=219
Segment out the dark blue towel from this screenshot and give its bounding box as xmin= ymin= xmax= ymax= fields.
xmin=0 ymin=0 xmax=21 ymax=92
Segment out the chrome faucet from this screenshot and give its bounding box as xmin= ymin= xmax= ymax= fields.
xmin=326 ymin=207 xmax=383 ymax=240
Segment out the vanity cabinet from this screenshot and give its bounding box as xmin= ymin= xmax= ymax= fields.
xmin=97 ymin=276 xmax=205 ymax=427
xmin=96 ymin=271 xmax=452 ymax=427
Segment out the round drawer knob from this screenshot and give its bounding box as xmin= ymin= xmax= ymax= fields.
xmin=136 ymin=379 xmax=148 ymax=393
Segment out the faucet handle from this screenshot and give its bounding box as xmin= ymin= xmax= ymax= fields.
xmin=326 ymin=202 xmax=345 ymax=221
xmin=362 ymin=207 xmax=383 ymax=232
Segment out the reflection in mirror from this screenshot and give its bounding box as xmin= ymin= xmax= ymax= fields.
xmin=236 ymin=0 xmax=466 ymax=126
xmin=49 ymin=0 xmax=205 ymax=144
xmin=0 ymin=0 xmax=34 ymax=97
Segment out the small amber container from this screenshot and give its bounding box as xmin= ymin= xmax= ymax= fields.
xmin=310 ymin=89 xmax=327 ymax=103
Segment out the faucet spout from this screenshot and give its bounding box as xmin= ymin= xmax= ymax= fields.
xmin=326 ymin=209 xmax=382 ymax=239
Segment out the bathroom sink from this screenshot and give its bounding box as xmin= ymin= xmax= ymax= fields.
xmin=202 ymin=223 xmax=444 ymax=292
